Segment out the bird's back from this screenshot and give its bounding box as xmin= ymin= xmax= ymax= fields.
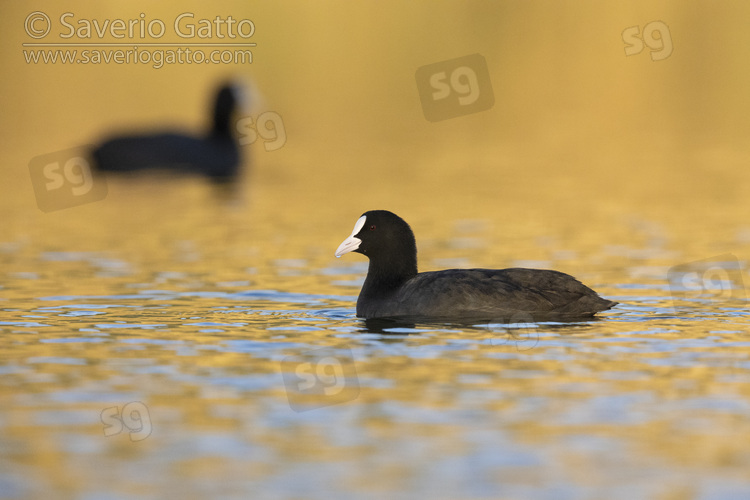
xmin=357 ymin=268 xmax=617 ymax=320
xmin=93 ymin=133 xmax=239 ymax=180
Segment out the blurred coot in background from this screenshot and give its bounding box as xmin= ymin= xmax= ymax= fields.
xmin=91 ymin=82 xmax=244 ymax=184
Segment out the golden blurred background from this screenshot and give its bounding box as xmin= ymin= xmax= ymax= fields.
xmin=2 ymin=0 xmax=749 ymax=245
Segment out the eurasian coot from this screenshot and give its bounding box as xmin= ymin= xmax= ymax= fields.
xmin=92 ymin=83 xmax=243 ymax=183
xmin=335 ymin=210 xmax=617 ymax=321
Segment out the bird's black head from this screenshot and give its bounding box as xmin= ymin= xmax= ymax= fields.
xmin=335 ymin=210 xmax=418 ymax=279
xmin=211 ymin=83 xmax=243 ymax=137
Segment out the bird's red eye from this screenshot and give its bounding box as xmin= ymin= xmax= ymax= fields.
xmin=369 ymin=225 xmax=376 ymax=231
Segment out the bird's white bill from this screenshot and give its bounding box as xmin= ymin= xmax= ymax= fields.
xmin=335 ymin=215 xmax=366 ymax=258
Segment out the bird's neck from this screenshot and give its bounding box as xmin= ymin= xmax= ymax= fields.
xmin=362 ymin=255 xmax=418 ymax=296
xmin=211 ymin=94 xmax=234 ymax=137
xmin=211 ymin=113 xmax=233 ymax=137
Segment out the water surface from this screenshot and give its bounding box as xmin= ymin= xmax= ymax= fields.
xmin=2 ymin=178 xmax=750 ymax=499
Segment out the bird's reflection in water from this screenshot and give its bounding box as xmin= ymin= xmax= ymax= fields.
xmin=361 ymin=317 xmax=418 ymax=335
xmin=359 ymin=314 xmax=606 ymax=349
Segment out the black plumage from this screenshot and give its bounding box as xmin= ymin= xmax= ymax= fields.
xmin=92 ymin=83 xmax=242 ymax=183
xmin=335 ymin=210 xmax=617 ymax=321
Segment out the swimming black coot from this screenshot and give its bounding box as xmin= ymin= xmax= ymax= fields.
xmin=92 ymin=83 xmax=242 ymax=183
xmin=335 ymin=210 xmax=618 ymax=321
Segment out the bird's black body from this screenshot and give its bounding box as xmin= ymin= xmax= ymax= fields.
xmin=336 ymin=210 xmax=617 ymax=321
xmin=92 ymin=83 xmax=242 ymax=183
xmin=357 ymin=267 xmax=616 ymax=321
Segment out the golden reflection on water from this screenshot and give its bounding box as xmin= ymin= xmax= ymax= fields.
xmin=2 ymin=1 xmax=750 ymax=498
